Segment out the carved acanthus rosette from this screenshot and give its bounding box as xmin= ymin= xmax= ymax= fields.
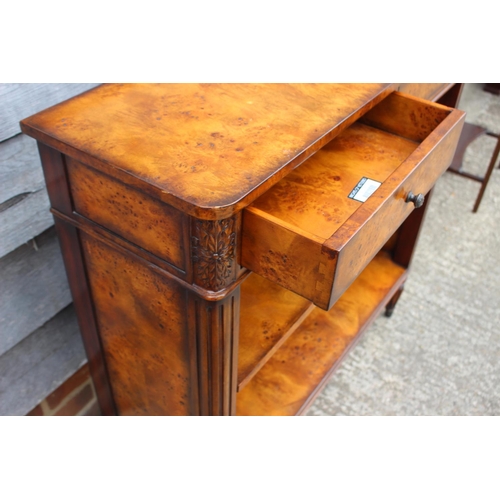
xmin=192 ymin=217 xmax=236 ymax=291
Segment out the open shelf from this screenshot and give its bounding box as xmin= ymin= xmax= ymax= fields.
xmin=236 ymin=251 xmax=407 ymax=416
xmin=238 ymin=274 xmax=315 ymax=391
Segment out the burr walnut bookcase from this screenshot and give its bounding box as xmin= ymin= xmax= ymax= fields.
xmin=21 ymin=84 xmax=465 ymax=416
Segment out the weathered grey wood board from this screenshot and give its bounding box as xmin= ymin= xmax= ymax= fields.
xmin=0 ymin=130 xmax=52 ymax=258
xmin=0 ymin=83 xmax=101 ymax=416
xmin=0 ymin=227 xmax=72 ymax=356
xmin=0 ymin=305 xmax=86 ymax=416
xmin=0 ymin=83 xmax=100 ymax=142
xmin=0 ymin=133 xmax=44 ymax=205
xmin=0 ymin=187 xmax=54 ymax=258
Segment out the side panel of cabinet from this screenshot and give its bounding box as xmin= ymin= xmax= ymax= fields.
xmin=80 ymin=232 xmax=195 ymax=416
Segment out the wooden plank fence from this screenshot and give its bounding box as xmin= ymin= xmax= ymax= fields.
xmin=0 ymin=83 xmax=100 ymax=415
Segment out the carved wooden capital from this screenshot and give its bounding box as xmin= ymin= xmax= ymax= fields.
xmin=191 ymin=217 xmax=236 ymax=291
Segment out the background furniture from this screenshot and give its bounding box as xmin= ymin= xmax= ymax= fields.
xmin=484 ymin=83 xmax=500 ymax=96
xmin=448 ymin=122 xmax=500 ymax=212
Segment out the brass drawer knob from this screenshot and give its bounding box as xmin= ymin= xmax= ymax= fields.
xmin=406 ymin=191 xmax=425 ymax=208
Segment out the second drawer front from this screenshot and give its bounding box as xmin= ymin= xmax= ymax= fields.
xmin=241 ymin=92 xmax=465 ymax=310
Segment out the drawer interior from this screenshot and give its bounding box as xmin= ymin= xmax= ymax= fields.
xmin=249 ymin=120 xmax=417 ymax=242
xmin=247 ymin=92 xmax=452 ymax=244
xmin=241 ymin=92 xmax=464 ymax=310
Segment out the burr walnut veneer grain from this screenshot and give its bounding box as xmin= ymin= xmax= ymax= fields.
xmin=80 ymin=233 xmax=192 ymax=416
xmin=67 ymin=157 xmax=187 ymax=272
xmin=238 ymin=274 xmax=315 ymax=391
xmin=21 ymin=84 xmax=397 ymax=219
xmin=242 ymin=93 xmax=464 ymax=310
xmin=236 ymin=252 xmax=407 ymax=416
xmin=21 ymin=84 xmax=464 ymax=416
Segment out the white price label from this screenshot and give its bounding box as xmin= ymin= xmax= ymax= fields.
xmin=348 ymin=177 xmax=382 ymax=203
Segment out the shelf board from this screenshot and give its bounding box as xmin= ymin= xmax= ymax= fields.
xmin=238 ymin=273 xmax=315 ymax=391
xmin=236 ymin=251 xmax=407 ymax=416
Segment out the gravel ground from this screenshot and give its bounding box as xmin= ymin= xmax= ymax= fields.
xmin=308 ymin=83 xmax=500 ymax=416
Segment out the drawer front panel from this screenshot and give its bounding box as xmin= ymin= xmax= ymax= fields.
xmin=242 ymin=92 xmax=465 ymax=310
xmin=326 ymin=115 xmax=464 ymax=308
xmin=66 ymin=157 xmax=187 ymax=271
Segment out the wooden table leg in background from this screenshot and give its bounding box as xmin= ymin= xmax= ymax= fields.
xmin=473 ymin=132 xmax=500 ymax=213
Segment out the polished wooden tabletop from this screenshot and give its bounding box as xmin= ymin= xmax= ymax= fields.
xmin=21 ymin=84 xmax=395 ymax=218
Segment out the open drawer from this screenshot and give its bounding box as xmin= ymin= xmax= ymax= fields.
xmin=241 ymin=92 xmax=465 ymax=310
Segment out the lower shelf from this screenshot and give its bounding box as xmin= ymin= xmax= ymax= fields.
xmin=236 ymin=251 xmax=407 ymax=416
xmin=238 ymin=273 xmax=315 ymax=390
